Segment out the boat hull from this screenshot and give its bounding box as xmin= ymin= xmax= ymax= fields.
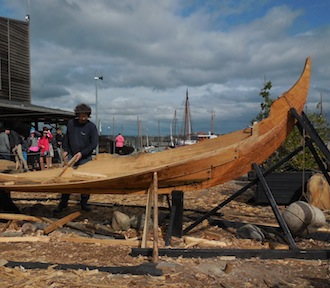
xmin=0 ymin=58 xmax=311 ymax=195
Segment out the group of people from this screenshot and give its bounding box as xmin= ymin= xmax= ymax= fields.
xmin=0 ymin=103 xmax=125 ymax=212
xmin=0 ymin=126 xmax=66 ymax=172
xmin=0 ymin=128 xmax=29 ymax=171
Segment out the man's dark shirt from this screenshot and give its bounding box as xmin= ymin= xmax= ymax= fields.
xmin=63 ymin=118 xmax=98 ymax=163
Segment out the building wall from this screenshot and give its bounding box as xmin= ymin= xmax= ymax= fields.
xmin=0 ymin=17 xmax=30 ymax=102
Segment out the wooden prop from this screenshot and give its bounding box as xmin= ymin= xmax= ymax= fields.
xmin=43 ymin=211 xmax=81 ymax=235
xmin=152 ymin=172 xmax=159 ymax=264
xmin=141 ymin=185 xmax=153 ymax=248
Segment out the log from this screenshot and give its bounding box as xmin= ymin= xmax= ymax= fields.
xmin=39 ymin=217 xmax=125 ymax=239
xmin=43 ymin=211 xmax=81 ymax=235
xmin=0 ymin=213 xmax=43 ymax=223
xmin=65 ymin=222 xmax=95 ymax=236
xmin=307 ymin=173 xmax=330 ymax=209
xmin=61 ymin=236 xmax=153 ymax=247
xmin=85 ymin=223 xmax=125 ymax=239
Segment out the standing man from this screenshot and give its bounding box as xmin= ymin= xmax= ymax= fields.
xmin=0 ymin=128 xmax=11 ymax=160
xmin=115 ymin=133 xmax=125 ymax=154
xmin=6 ymin=129 xmax=28 ymax=172
xmin=55 ymin=127 xmax=65 ymax=164
xmin=55 ymin=103 xmax=99 ymax=212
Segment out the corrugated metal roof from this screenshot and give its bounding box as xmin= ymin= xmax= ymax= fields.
xmin=0 ymin=99 xmax=74 ymax=124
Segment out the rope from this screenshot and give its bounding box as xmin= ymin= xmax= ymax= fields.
xmin=301 ymin=128 xmax=307 ymax=201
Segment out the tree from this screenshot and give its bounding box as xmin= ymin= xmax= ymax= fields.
xmin=252 ymin=81 xmax=273 ymax=123
xmin=267 ymin=112 xmax=330 ymax=171
xmin=253 ymin=81 xmax=330 ymax=171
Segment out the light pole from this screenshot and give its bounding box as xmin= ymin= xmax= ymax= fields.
xmin=94 ymin=75 xmax=103 ymax=154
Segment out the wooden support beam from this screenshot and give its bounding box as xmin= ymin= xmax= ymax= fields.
xmin=43 ymin=211 xmax=81 ymax=235
xmin=152 ymin=171 xmax=159 ymax=264
xmin=141 ymin=186 xmax=152 ymax=248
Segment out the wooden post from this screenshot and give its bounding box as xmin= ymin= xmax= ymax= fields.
xmin=141 ymin=186 xmax=152 ymax=248
xmin=152 ymin=172 xmax=159 ymax=264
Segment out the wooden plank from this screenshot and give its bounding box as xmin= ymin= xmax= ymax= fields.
xmin=0 ymin=213 xmax=43 ymax=223
xmin=0 ymin=236 xmax=50 ymax=243
xmin=73 ymin=171 xmax=107 ymax=178
xmin=43 ymin=211 xmax=81 ymax=235
xmin=61 ymin=236 xmax=153 ymax=247
xmin=184 ymin=236 xmax=227 ymax=248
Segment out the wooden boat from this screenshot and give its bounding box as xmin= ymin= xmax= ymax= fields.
xmin=0 ymin=58 xmax=311 ymax=195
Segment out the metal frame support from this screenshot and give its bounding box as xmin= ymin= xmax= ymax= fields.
xmin=291 ymin=108 xmax=330 ymax=185
xmin=182 ymin=141 xmax=311 ymax=236
xmin=252 ymin=163 xmax=297 ymax=249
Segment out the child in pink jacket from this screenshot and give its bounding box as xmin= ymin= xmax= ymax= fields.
xmin=38 ymin=130 xmax=53 ymax=170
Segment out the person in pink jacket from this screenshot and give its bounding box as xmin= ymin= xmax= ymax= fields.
xmin=38 ymin=129 xmax=53 ymax=170
xmin=115 ymin=133 xmax=125 ymax=154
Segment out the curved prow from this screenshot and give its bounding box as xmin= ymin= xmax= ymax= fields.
xmin=269 ymin=57 xmax=311 ymax=118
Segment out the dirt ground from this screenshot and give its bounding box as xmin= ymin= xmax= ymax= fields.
xmin=0 ymin=179 xmax=330 ymax=287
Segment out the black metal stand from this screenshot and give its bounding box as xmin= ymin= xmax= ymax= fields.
xmin=165 ymin=190 xmax=184 ymax=246
xmin=182 ymin=141 xmax=311 ymax=237
xmin=291 ymin=108 xmax=330 ymax=185
xmin=252 ymin=163 xmax=297 ymax=249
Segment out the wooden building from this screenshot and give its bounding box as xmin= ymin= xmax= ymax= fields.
xmin=0 ymin=16 xmax=74 ymax=136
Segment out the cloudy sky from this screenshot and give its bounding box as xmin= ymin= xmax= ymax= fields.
xmin=1 ymin=0 xmax=330 ymax=136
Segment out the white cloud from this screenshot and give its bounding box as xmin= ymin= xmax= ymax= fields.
xmin=2 ymin=0 xmax=330 ymax=135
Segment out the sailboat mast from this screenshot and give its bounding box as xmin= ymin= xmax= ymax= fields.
xmin=184 ymin=88 xmax=192 ymax=141
xmin=173 ymin=110 xmax=177 ymax=140
xmin=211 ymin=110 xmax=215 ymax=134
